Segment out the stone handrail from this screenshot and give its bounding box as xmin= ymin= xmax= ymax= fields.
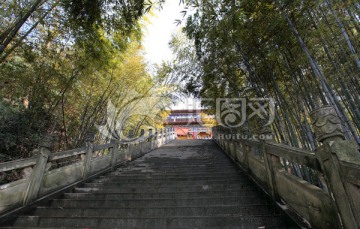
xmin=0 ymin=128 xmax=177 ymax=218
xmin=213 ymin=124 xmax=360 ymax=229
xmin=48 ymin=147 xmax=87 ymax=161
xmin=265 ymin=142 xmax=321 ymax=171
xmin=0 ymin=158 xmax=38 ymax=173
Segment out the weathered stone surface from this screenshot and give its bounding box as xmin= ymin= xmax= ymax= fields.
xmin=310 ymin=106 xmax=345 ymax=144
xmin=20 ymin=167 xmax=32 ymax=179
xmin=214 ymin=125 xmax=360 ymax=229
xmin=3 ymin=140 xmax=295 ymax=229
xmin=316 ymin=141 xmax=360 ymax=228
xmin=276 ymin=171 xmax=339 ymax=229
xmin=0 ymin=179 xmax=28 ymax=213
xmin=40 ymin=163 xmax=83 ymax=194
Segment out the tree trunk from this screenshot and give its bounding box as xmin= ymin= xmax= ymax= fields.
xmin=280 ymin=7 xmax=360 ymax=145
xmin=326 ymin=0 xmax=360 ymax=69
xmin=0 ymin=0 xmax=59 ymax=62
xmin=0 ymin=0 xmax=46 ymax=55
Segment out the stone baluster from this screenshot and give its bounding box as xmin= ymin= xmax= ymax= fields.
xmin=310 ymin=105 xmax=359 ymax=229
xmin=140 ymin=129 xmax=145 ymax=154
xmin=160 ymin=128 xmax=163 ymax=146
xmin=259 ymin=120 xmax=281 ymax=201
xmin=110 ymin=139 xmax=119 ymax=170
xmin=82 ymin=132 xmax=95 ymax=179
xmin=23 ymin=135 xmax=54 ymax=205
xmin=164 ymin=128 xmax=167 ymax=143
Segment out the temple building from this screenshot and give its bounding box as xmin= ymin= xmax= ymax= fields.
xmin=164 ymin=109 xmax=216 ymax=140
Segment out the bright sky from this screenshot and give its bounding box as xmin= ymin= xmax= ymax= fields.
xmin=142 ymin=1 xmax=183 ymax=65
xmin=142 ymin=1 xmax=197 ymax=110
xmin=171 ymin=97 xmax=204 ymax=110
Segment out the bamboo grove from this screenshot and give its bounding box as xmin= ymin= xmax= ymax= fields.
xmin=171 ymin=0 xmax=360 ymax=149
xmin=0 ymin=0 xmax=173 ymax=161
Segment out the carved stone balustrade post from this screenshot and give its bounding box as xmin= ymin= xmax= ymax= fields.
xmin=160 ymin=128 xmax=164 ymax=146
xmin=259 ymin=121 xmax=281 ymax=201
xmin=164 ymin=128 xmax=168 ymax=143
xmin=154 ymin=128 xmax=158 ymax=148
xmin=23 ymin=135 xmax=54 ymax=205
xmin=148 ymin=129 xmax=154 ymax=150
xmin=311 ymin=106 xmax=346 ymax=144
xmin=235 ymin=121 xmax=251 ymax=166
xmin=140 ymin=129 xmax=145 ymax=154
xmin=110 ymin=139 xmax=119 ymax=170
xmin=82 ymin=132 xmax=95 ymax=179
xmin=311 ymin=105 xmax=360 ymax=229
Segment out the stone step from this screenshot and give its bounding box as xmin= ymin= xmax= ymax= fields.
xmin=122 ymin=162 xmax=236 ymax=167
xmin=1 ymin=140 xmax=297 ymax=229
xmin=114 ymin=168 xmax=240 ymax=174
xmin=110 ymin=168 xmax=241 ymax=175
xmin=74 ymin=183 xmax=253 ymax=193
xmin=93 ymin=174 xmax=245 ymax=182
xmin=32 ymin=205 xmax=276 ymax=217
xmin=81 ymin=181 xmax=253 ymax=190
xmin=104 ymin=171 xmax=241 ymax=178
xmin=63 ymin=189 xmax=259 ymax=199
xmin=89 ymin=176 xmax=247 ymax=184
xmin=140 ymin=164 xmax=235 ymax=168
xmin=13 ymin=215 xmax=282 ymax=228
xmin=128 ymin=164 xmax=237 ymax=169
xmin=49 ymin=196 xmax=270 ymax=208
xmin=134 ymin=159 xmax=232 ymax=164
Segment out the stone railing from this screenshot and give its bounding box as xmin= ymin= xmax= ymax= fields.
xmin=0 ymin=128 xmax=177 ymax=218
xmin=213 ymin=106 xmax=360 ymax=229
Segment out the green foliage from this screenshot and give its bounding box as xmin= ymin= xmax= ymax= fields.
xmin=0 ymin=0 xmax=173 ymax=159
xmin=61 ymin=0 xmax=146 ymax=57
xmin=0 ymin=101 xmax=50 ymax=160
xmin=173 ymin=0 xmax=360 ymax=148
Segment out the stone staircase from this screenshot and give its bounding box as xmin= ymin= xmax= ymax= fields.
xmin=2 ymin=140 xmax=298 ymax=229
